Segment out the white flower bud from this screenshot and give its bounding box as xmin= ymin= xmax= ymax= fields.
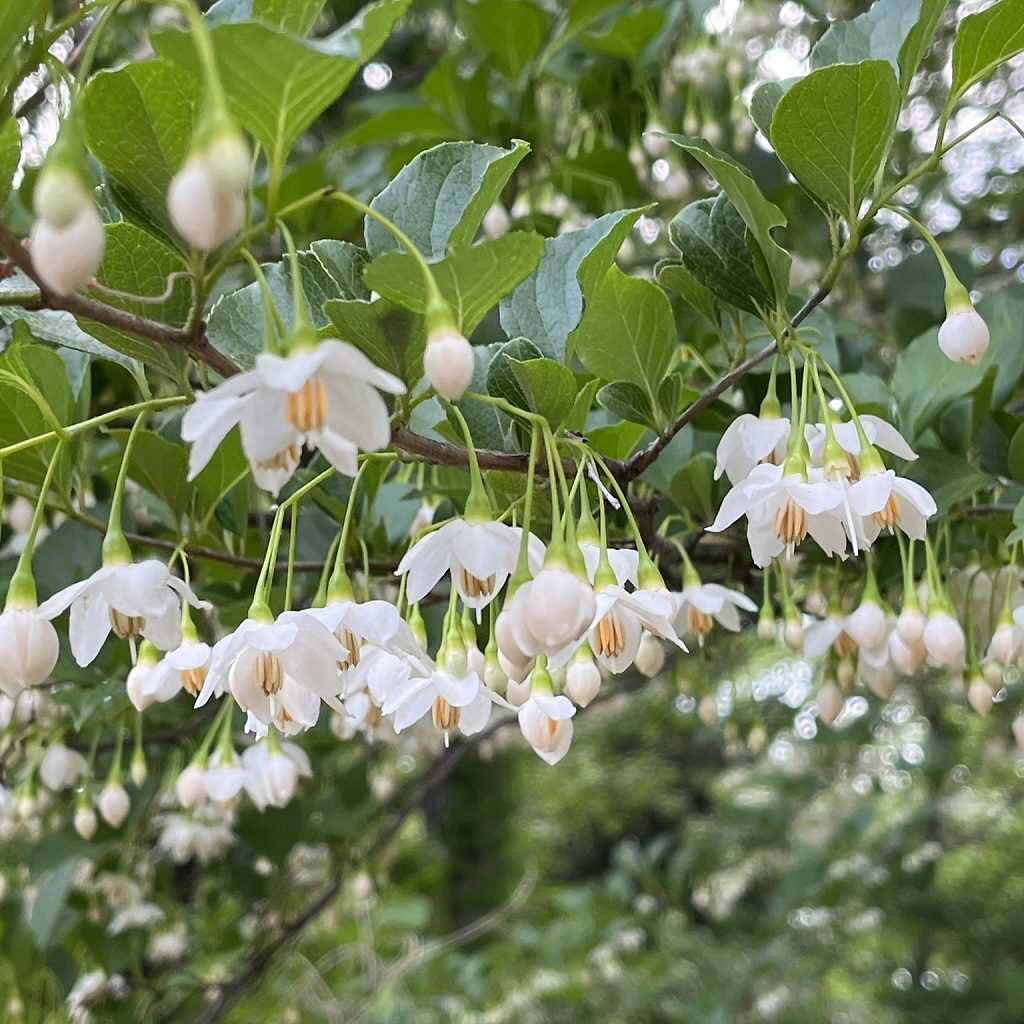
xmin=524 ymin=570 xmax=595 ymax=651
xmin=989 ymin=622 xmax=1017 ymax=665
xmin=697 ymin=694 xmax=718 ymax=725
xmin=982 ymin=659 xmax=1004 ymax=688
xmin=30 ymin=205 xmax=105 ymax=295
xmin=783 ymin=619 xmax=804 ymax=651
xmin=803 ymin=590 xmax=827 ymax=617
xmin=175 ymin=763 xmax=207 ymax=809
xmin=897 ymin=607 xmax=925 ymax=645
xmin=423 ymin=328 xmax=475 ymax=401
xmin=923 ymin=611 xmax=966 ymax=669
xmin=168 ymin=157 xmax=245 ymax=250
xmin=566 ymin=653 xmax=601 ymax=707
xmin=817 ymin=682 xmax=844 ymax=725
xmin=264 ymin=752 xmax=299 ymax=807
xmin=204 ymin=132 xmax=250 ymax=192
xmin=126 ymin=662 xmax=156 ymax=712
xmin=0 ymin=609 xmax=60 ymax=696
xmin=129 ymin=750 xmax=147 ymax=788
xmin=889 ymin=632 xmax=925 ymax=675
xmin=97 ymin=782 xmax=130 ymax=828
xmin=938 ymin=308 xmax=989 ymax=365
xmin=756 ymin=615 xmax=775 ymax=641
xmin=466 ymin=643 xmax=485 ymax=678
xmin=39 ymin=743 xmax=87 ymax=792
xmin=967 ymin=676 xmax=993 ymax=715
xmin=483 ymin=652 xmax=508 ymax=694
xmin=863 ymin=665 xmax=896 ymax=700
xmin=634 ymin=634 xmax=665 ymax=678
xmin=847 ymin=600 xmax=887 ymax=650
xmin=74 ymin=804 xmax=97 ymax=840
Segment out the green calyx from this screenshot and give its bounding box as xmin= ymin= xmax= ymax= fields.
xmin=35 ymin=131 xmax=93 ymax=228
xmin=529 ymin=655 xmax=553 ymax=695
xmin=760 ymin=358 xmax=783 ymax=419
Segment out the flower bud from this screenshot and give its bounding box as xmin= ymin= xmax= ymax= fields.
xmin=524 ymin=570 xmax=595 ymax=651
xmin=30 ymin=204 xmax=105 ymax=296
xmin=967 ymin=675 xmax=993 ymax=715
xmin=129 ymin=749 xmax=147 ymax=788
xmin=0 ymin=609 xmax=60 ymax=696
xmin=505 ymin=675 xmax=531 ymax=707
xmin=847 ymin=600 xmax=887 ymax=650
xmin=566 ymin=651 xmax=601 ymax=707
xmin=989 ymin=622 xmax=1018 ymax=666
xmin=423 ymin=327 xmax=474 ymax=401
xmin=264 ymin=753 xmax=299 ymax=807
xmin=175 ymin=762 xmax=207 ymax=808
xmin=938 ymin=308 xmax=989 ymax=365
xmin=98 ymin=782 xmax=130 ymax=828
xmin=783 ymin=618 xmax=804 ymax=651
xmin=923 ymin=611 xmax=966 ymax=670
xmin=74 ymin=803 xmax=97 ymax=840
xmin=126 ymin=659 xmax=157 ymax=713
xmin=817 ymin=681 xmax=844 ymax=725
xmin=34 ymin=166 xmax=91 ymax=229
xmin=635 ymin=634 xmax=665 ymax=678
xmin=836 ymin=658 xmax=855 ymax=689
xmin=39 ymin=743 xmax=87 ymax=791
xmin=483 ymin=647 xmax=508 ymax=694
xmin=697 ymin=694 xmax=718 ymax=726
xmin=889 ymin=632 xmax=925 ymax=675
xmin=864 ymin=665 xmax=896 ymax=701
xmin=982 ymin=658 xmax=1004 ymax=688
xmin=168 ymin=157 xmax=245 ymax=250
xmin=896 ymin=607 xmax=925 ymax=645
xmin=204 ymin=130 xmax=250 ymax=192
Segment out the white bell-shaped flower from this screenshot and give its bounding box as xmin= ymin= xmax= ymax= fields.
xmin=39 ymin=560 xmax=208 ymax=667
xmin=565 ymin=649 xmax=601 ymax=707
xmin=241 ymin=739 xmax=311 ymax=810
xmin=182 ymin=341 xmax=405 ymax=493
xmin=31 ymin=165 xmax=105 ymax=295
xmin=396 ymin=520 xmax=543 ymax=611
xmin=714 ymin=413 xmax=790 ymax=483
xmin=938 ymin=308 xmax=989 ymax=364
xmin=847 ymin=470 xmax=936 ymax=543
xmin=74 ymin=803 xmax=98 ymax=840
xmin=897 ymin=606 xmax=926 ymax=645
xmin=518 ymin=692 xmax=575 ymax=765
xmin=523 ymin=568 xmax=596 ymax=653
xmin=673 ymin=582 xmax=756 ymax=642
xmin=580 ymin=586 xmax=683 ymax=674
xmin=923 ymin=610 xmax=966 ymax=670
xmin=634 ymin=633 xmax=666 ymax=677
xmin=0 ymin=607 xmax=60 ymax=696
xmin=140 ymin=638 xmax=213 ymax=705
xmin=175 ymin=763 xmax=208 ymax=809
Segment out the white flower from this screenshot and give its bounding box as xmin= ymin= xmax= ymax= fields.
xmin=522 ymin=569 xmax=596 ymax=653
xmin=175 ymin=763 xmax=207 ymax=809
xmin=938 ymin=307 xmax=989 ymax=364
xmin=241 ymin=740 xmax=311 ymax=810
xmin=714 ymin=413 xmax=790 ymax=483
xmin=804 ymin=614 xmax=858 ymax=659
xmin=139 ymin=639 xmax=213 ymax=705
xmin=847 ymin=469 xmax=936 ymax=543
xmin=805 ymin=415 xmax=917 ymax=466
xmin=707 ymin=463 xmax=846 ymax=566
xmin=889 ymin=631 xmax=926 ymax=675
xmin=634 ymin=634 xmax=666 ymax=677
xmin=423 ymin=327 xmax=475 ymax=400
xmin=203 ymin=747 xmax=248 ymax=805
xmin=39 ymin=560 xmax=208 ymax=667
xmin=98 ymin=782 xmax=131 ymax=828
xmin=582 ymin=586 xmax=684 ymax=674
xmin=39 ymin=743 xmax=87 ymax=791
xmin=380 ymin=660 xmax=501 ymax=739
xmin=109 ymin=902 xmax=164 ymax=934
xmin=156 ymin=806 xmax=235 ymax=863
xmin=846 ymin=599 xmax=888 ymax=650
xmin=31 ymin=166 xmax=105 ymax=295
xmin=579 ymin=541 xmax=638 ymax=587
xmin=167 ymin=154 xmax=245 ymax=250
xmin=74 ymin=804 xmax=98 ymax=840
xmin=816 ymin=682 xmax=845 ymax=725
xmin=182 ymin=341 xmax=405 ymax=493
xmin=396 ymin=520 xmax=543 ymax=611
xmin=518 ymin=693 xmax=576 ymax=765
xmin=673 ymin=583 xmax=756 ymax=641
xmin=0 ymin=607 xmax=60 ymax=696
xmin=198 ymin=613 xmax=348 ymax=735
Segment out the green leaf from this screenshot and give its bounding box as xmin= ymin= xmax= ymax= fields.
xmin=770 ymin=60 xmax=900 ymax=221
xmin=154 ymin=0 xmax=409 ymax=175
xmin=663 ymin=134 xmax=791 ymax=305
xmin=108 ymin=428 xmax=190 ymax=521
xmin=499 ymin=206 xmax=646 ymax=361
xmin=579 ymin=7 xmax=665 ymax=58
xmin=1008 ymin=496 xmax=1024 ymax=545
xmin=27 ymin=858 xmax=79 ymax=951
xmin=898 ymin=0 xmax=946 ymax=92
xmin=510 ymin=358 xmax=578 ymax=428
xmin=907 ymin=449 xmax=994 ymax=515
xmin=75 ymin=223 xmax=191 ymax=379
xmin=0 ymin=337 xmax=74 ymax=487
xmin=208 ymin=240 xmax=370 ymax=369
xmin=0 ymin=118 xmax=20 ymax=206
xmin=486 ymin=337 xmax=544 ymax=414
xmin=669 ymin=195 xmax=772 ymax=315
xmin=587 ymin=421 xmax=647 ymax=460
xmin=323 ymin=298 xmax=424 ymax=386
xmin=363 ymin=232 xmax=544 ymax=335
xmin=656 ymin=259 xmax=720 ymax=326
xmin=670 ymin=452 xmax=716 ymax=522
xmin=0 ymin=306 xmax=134 ymax=371
xmin=749 ymin=79 xmax=795 ymax=139
xmin=597 ymin=381 xmax=655 ymax=428
xmin=364 ymin=140 xmax=530 ymax=259
xmin=253 ymin=0 xmax=326 ymax=33
xmin=574 ymin=266 xmax=674 ymax=415
xmin=456 ymin=0 xmax=549 ymax=78
xmin=81 ymin=59 xmax=199 ymax=214
xmin=951 ymin=0 xmax=1024 ymax=99
xmin=810 ymin=0 xmax=922 ymax=74
xmin=1007 ymin=423 xmax=1024 ymax=483
xmin=0 ymin=1 xmax=35 ymax=96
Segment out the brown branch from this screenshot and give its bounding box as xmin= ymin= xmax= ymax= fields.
xmin=619 ymin=285 xmax=832 ymax=482
xmin=391 ymin=425 xmax=572 ymax=475
xmin=0 ymin=224 xmax=240 ymax=378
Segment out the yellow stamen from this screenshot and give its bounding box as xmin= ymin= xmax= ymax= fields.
xmin=256 ymin=652 xmax=283 ymax=696
xmin=834 ymin=631 xmax=857 ymax=658
xmin=686 ymin=606 xmax=714 ymax=637
xmin=871 ymin=491 xmax=901 ymax=531
xmin=431 ymin=696 xmax=460 ymax=733
xmin=459 ymin=568 xmax=496 ymax=599
xmin=286 ymin=376 xmax=327 ymax=433
xmin=181 ymin=665 xmax=208 ymax=697
xmin=335 ymin=626 xmax=361 ymax=671
xmin=774 ymin=500 xmax=808 ymax=546
xmin=255 ymin=443 xmax=301 ymax=473
xmin=594 ymin=611 xmax=625 ymax=658
xmin=109 ymin=608 xmax=145 ymax=640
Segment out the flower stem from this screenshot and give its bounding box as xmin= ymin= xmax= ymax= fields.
xmin=6 ymin=443 xmax=63 ymax=608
